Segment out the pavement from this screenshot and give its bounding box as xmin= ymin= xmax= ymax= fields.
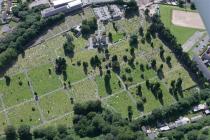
xmin=182 ymin=31 xmax=205 ymax=52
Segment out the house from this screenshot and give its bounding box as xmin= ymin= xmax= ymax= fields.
xmin=175 ymin=117 xmax=190 ymax=127
xmin=168 ymin=123 xmax=176 ymax=129
xmin=193 ymin=103 xmax=207 ymax=112
xmin=41 ymin=0 xmax=82 ymax=17
xmin=204 ymin=109 xmax=210 ymax=115
xmin=192 ymin=56 xmax=210 ymax=81
xmin=159 ymin=125 xmax=170 ymax=131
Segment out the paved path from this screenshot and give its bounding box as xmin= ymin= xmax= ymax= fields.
xmin=182 ymin=31 xmax=205 ymax=52
xmin=23 ymin=68 xmax=46 ymax=123
xmin=0 ymin=95 xmax=10 ymax=125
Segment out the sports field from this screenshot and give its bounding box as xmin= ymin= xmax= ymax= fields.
xmin=160 ymin=5 xmax=201 ymax=44
xmin=0 ymin=7 xmax=196 ymax=132
xmin=172 ymin=10 xmax=205 ymax=29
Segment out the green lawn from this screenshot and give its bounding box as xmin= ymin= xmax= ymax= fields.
xmin=104 ymin=91 xmax=140 ymax=118
xmin=129 ymin=80 xmax=175 ymax=113
xmin=69 ymin=79 xmax=98 ymax=103
xmin=159 ymin=5 xmax=199 ymax=44
xmin=164 ymin=67 xmax=196 ymax=90
xmin=28 ymin=64 xmax=62 ymax=96
xmin=0 ymin=112 xmax=8 ymax=133
xmin=39 ymin=90 xmax=73 ymax=120
xmin=42 ymin=113 xmax=73 ymax=128
xmin=112 ymin=33 xmax=124 ymax=42
xmin=64 ymin=64 xmax=87 ymax=83
xmin=95 ymin=72 xmax=123 ymax=97
xmin=0 ymin=73 xmax=32 ymax=107
xmin=8 ymin=101 xmax=42 ymax=127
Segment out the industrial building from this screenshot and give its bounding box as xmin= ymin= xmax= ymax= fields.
xmin=41 ymin=0 xmax=82 ymax=17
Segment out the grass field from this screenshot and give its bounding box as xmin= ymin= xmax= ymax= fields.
xmin=104 ymin=91 xmax=140 ymax=118
xmin=28 ymin=64 xmax=62 ymax=96
xmin=0 ymin=73 xmax=32 ymax=107
xmin=7 ymin=101 xmax=42 ymax=127
xmin=0 ymin=113 xmax=7 ymax=132
xmin=0 ymin=8 xmax=197 ymax=133
xmin=39 ymin=90 xmax=73 ymax=120
xmin=159 ymin=5 xmax=199 ymax=44
xmin=95 ymin=71 xmax=123 ymax=97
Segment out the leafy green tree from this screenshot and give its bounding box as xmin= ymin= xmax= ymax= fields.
xmin=129 ymin=34 xmax=138 ymax=47
xmin=55 ymin=57 xmax=67 ymax=75
xmin=190 ymin=3 xmax=196 ymax=10
xmin=187 ymin=130 xmax=198 ymax=140
xmin=108 ymin=32 xmax=113 ymax=43
xmin=18 ymin=125 xmax=32 ymax=140
xmin=104 ymin=73 xmax=112 ymax=94
xmin=139 ymin=27 xmax=144 ymax=37
xmin=82 ymin=62 xmax=88 ymax=75
xmin=128 ymin=106 xmax=133 ymax=121
xmin=137 ymin=100 xmax=144 ymax=111
xmin=5 ymin=125 xmax=17 ymax=140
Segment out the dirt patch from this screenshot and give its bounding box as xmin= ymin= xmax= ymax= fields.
xmin=172 ymin=10 xmax=205 ymax=29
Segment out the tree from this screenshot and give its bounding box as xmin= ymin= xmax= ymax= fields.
xmin=139 ymin=27 xmax=144 ymax=37
xmin=128 ymin=106 xmax=133 ymax=121
xmin=18 ymin=125 xmax=32 ymax=140
xmin=190 ymin=3 xmax=196 ymax=10
xmin=82 ymin=62 xmax=88 ymax=75
xmin=178 ymin=0 xmax=184 ymax=8
xmin=125 ymin=0 xmax=139 ymax=17
xmin=5 ymin=125 xmax=17 ymax=140
xmin=4 ymin=75 xmax=11 ymax=86
xmin=160 ymin=46 xmax=165 ymax=60
xmin=145 ymin=32 xmax=151 ymax=43
xmin=129 ymin=34 xmax=138 ymax=47
xmin=187 ymin=130 xmax=198 ymax=140
xmin=137 ymin=100 xmax=144 ymax=111
xmin=146 ymin=80 xmax=150 ymax=89
xmin=104 ymin=73 xmax=112 ymax=94
xmin=166 ymin=56 xmax=171 ymax=66
xmin=144 ymin=9 xmax=149 ymax=16
xmin=81 ymin=17 xmax=98 ymax=37
xmin=206 ymin=98 xmax=210 ymax=107
xmin=140 ymin=64 xmax=144 ymax=72
xmin=130 ymin=47 xmax=135 ymax=57
xmin=63 ymin=41 xmax=75 ymax=57
xmin=151 ymin=59 xmax=156 ymax=69
xmin=55 ymin=57 xmax=67 ymax=75
xmin=108 ymin=32 xmax=113 ymax=43
xmin=136 ymin=85 xmax=142 ymax=96
xmin=57 ymin=124 xmax=67 ymax=135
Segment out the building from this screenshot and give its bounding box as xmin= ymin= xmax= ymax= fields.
xmin=175 ymin=117 xmax=190 ymax=127
xmin=204 ymin=109 xmax=210 ymax=115
xmin=193 ymin=103 xmax=207 ymax=112
xmin=159 ymin=125 xmax=170 ymax=131
xmin=109 ymin=5 xmax=123 ymax=20
xmin=41 ymin=0 xmax=82 ymax=17
xmin=52 ymin=0 xmax=74 ymax=8
xmin=90 ymin=33 xmax=108 ymax=48
xmin=94 ymin=6 xmax=111 ymax=22
xmin=192 ymin=56 xmax=210 ymax=81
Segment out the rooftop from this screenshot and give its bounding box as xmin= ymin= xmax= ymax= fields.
xmin=192 ymin=56 xmax=210 ymax=80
